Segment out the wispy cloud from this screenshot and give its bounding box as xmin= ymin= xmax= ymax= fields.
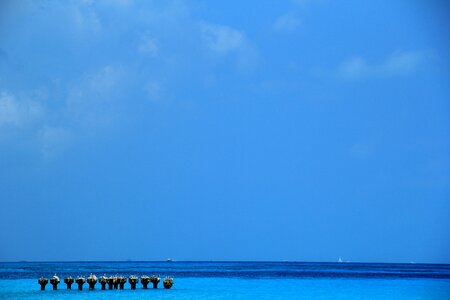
xmin=67 ymin=65 xmax=124 ymax=128
xmin=0 ymin=90 xmax=70 ymax=158
xmin=0 ymin=91 xmax=45 ymax=127
xmin=138 ymin=33 xmax=159 ymax=56
xmin=0 ymin=1 xmax=261 ymax=158
xmin=202 ymin=23 xmax=246 ymax=55
xmin=201 ymin=23 xmax=259 ymax=70
xmin=273 ymin=13 xmax=301 ymax=32
xmin=338 ymin=50 xmax=431 ymax=80
xmin=72 ymin=4 xmax=102 ymax=33
xmin=145 ymin=81 xmax=163 ymax=102
xmin=37 ymin=126 xmax=72 ymax=159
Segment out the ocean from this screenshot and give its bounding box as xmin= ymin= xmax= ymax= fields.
xmin=0 ymin=261 xmax=449 ymax=299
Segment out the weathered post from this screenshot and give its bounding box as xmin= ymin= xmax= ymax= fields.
xmin=118 ymin=276 xmax=126 ymax=289
xmin=140 ymin=275 xmax=150 ymax=289
xmin=129 ymin=275 xmax=138 ymax=290
xmin=76 ymin=276 xmax=86 ymax=290
xmin=163 ymin=277 xmax=174 ymax=289
xmin=113 ymin=275 xmax=119 ymax=289
xmin=64 ymin=276 xmax=74 ymax=289
xmin=99 ymin=275 xmax=108 ymax=290
xmin=50 ymin=275 xmax=60 ymax=290
xmin=150 ymin=275 xmax=160 ymax=288
xmin=106 ymin=275 xmax=114 ymax=290
xmin=87 ymin=274 xmax=97 ymax=290
xmin=38 ymin=277 xmax=48 ymax=291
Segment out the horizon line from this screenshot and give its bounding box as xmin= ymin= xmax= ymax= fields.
xmin=1 ymin=260 xmax=449 ymax=265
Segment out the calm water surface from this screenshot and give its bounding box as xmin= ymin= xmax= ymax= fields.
xmin=0 ymin=261 xmax=449 ymax=299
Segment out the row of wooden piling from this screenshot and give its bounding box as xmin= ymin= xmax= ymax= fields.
xmin=38 ymin=274 xmax=173 ymax=290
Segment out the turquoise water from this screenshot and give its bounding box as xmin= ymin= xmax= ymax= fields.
xmin=0 ymin=262 xmax=449 ymax=299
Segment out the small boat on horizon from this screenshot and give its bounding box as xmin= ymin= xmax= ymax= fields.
xmin=166 ymin=258 xmax=173 ymax=262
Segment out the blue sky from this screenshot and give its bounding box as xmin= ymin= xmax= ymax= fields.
xmin=0 ymin=0 xmax=449 ymax=263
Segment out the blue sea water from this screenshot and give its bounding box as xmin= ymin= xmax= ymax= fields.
xmin=0 ymin=261 xmax=449 ymax=299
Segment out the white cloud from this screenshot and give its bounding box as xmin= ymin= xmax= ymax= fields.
xmin=201 ymin=23 xmax=259 ymax=70
xmin=2 ymin=65 xmax=125 ymax=158
xmin=1 ymin=1 xmax=263 ymax=158
xmin=145 ymin=81 xmax=162 ymax=101
xmin=67 ymin=65 xmax=123 ymax=128
xmin=0 ymin=91 xmax=44 ymax=127
xmin=0 ymin=92 xmax=20 ymax=126
xmin=338 ymin=57 xmax=367 ymax=80
xmin=72 ymin=5 xmax=102 ymax=33
xmin=202 ymin=23 xmax=246 ymax=55
xmin=273 ymin=13 xmax=301 ymax=32
xmin=88 ymin=65 xmax=118 ymax=91
xmin=382 ymin=51 xmax=425 ymax=75
xmin=138 ymin=33 xmax=159 ymax=56
xmin=37 ymin=126 xmax=72 ymax=159
xmin=338 ymin=50 xmax=429 ymax=80
xmin=69 ymin=65 xmax=120 ymax=101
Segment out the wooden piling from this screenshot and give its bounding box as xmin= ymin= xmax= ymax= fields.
xmin=150 ymin=275 xmax=160 ymax=288
xmin=64 ymin=276 xmax=74 ymax=289
xmin=38 ymin=277 xmax=48 ymax=291
xmin=76 ymin=276 xmax=85 ymax=290
xmin=128 ymin=275 xmax=138 ymax=290
xmin=140 ymin=275 xmax=150 ymax=289
xmin=87 ymin=274 xmax=97 ymax=290
xmin=50 ymin=275 xmax=60 ymax=290
xmin=99 ymin=275 xmax=108 ymax=290
xmin=118 ymin=276 xmax=126 ymax=289
xmin=163 ymin=277 xmax=174 ymax=289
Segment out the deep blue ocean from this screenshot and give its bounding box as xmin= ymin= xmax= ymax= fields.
xmin=0 ymin=261 xmax=449 ymax=299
